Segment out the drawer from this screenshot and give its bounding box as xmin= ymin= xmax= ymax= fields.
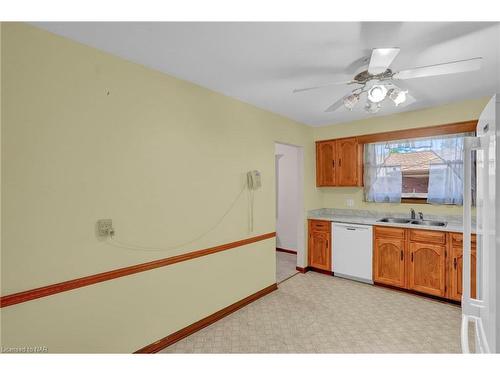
xmin=450 ymin=232 xmax=477 ymax=248
xmin=409 ymin=229 xmax=446 ymax=244
xmin=374 ymin=226 xmax=405 ymax=239
xmin=309 ymin=219 xmax=331 ymax=232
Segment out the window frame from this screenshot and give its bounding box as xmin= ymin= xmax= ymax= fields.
xmin=357 ymin=120 xmax=477 ymax=205
xmin=356 ymin=120 xmax=477 ymax=144
xmin=401 ymin=197 xmax=428 ymax=204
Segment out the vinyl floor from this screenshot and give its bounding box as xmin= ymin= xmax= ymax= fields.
xmin=161 ymin=272 xmax=465 ymax=353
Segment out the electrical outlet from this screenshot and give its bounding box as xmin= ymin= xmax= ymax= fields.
xmin=346 ymin=199 xmax=354 ymax=208
xmin=97 ymin=219 xmax=114 ymax=237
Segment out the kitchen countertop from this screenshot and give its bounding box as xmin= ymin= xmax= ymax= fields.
xmin=308 ymin=208 xmax=475 ymax=234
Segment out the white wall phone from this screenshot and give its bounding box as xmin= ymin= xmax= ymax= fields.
xmin=247 ymin=170 xmax=261 ymax=232
xmin=247 ymin=170 xmax=261 ymax=190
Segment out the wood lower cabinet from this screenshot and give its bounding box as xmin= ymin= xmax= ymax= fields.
xmin=408 ymin=241 xmax=446 ymax=297
xmin=449 ymin=233 xmax=477 ymax=301
xmin=373 ymin=226 xmax=474 ymax=301
xmin=316 ymin=137 xmax=362 ymax=187
xmin=306 ymin=223 xmax=477 ymax=302
xmin=373 ymin=228 xmax=406 ymax=287
xmin=308 ymin=220 xmax=331 ymax=271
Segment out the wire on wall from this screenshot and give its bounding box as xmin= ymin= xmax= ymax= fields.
xmin=106 ymin=186 xmax=247 ymax=253
xmin=248 ymin=188 xmax=255 ymax=233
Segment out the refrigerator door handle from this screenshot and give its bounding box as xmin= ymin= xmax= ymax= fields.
xmin=462 ymin=315 xmax=491 ymax=354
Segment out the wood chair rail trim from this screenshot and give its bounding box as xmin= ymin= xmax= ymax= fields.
xmin=0 ymin=232 xmax=276 ymax=308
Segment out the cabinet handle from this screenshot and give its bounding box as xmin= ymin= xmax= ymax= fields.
xmin=411 ymin=253 xmax=414 ymax=262
xmin=400 ymin=250 xmax=403 ymax=261
xmin=339 ymin=158 xmax=342 ymax=167
xmin=326 ymin=239 xmax=329 ymax=247
xmin=453 ymin=258 xmax=457 ymax=270
xmin=332 ymin=160 xmax=335 ymax=168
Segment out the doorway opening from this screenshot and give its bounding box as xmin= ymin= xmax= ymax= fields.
xmin=274 ymin=142 xmax=304 ymax=283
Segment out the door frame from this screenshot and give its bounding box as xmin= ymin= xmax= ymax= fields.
xmin=274 ymin=142 xmax=305 ymax=269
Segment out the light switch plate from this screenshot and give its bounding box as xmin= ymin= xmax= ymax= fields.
xmin=346 ymin=199 xmax=354 ymax=208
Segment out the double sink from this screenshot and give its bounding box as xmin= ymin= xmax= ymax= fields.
xmin=377 ymin=217 xmax=447 ymax=227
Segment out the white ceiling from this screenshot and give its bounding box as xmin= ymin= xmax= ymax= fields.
xmin=33 ymin=22 xmax=500 ymax=126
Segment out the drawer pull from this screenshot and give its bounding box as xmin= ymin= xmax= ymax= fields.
xmin=454 ymin=258 xmax=457 ymax=270
xmin=400 ymin=250 xmax=403 ymax=261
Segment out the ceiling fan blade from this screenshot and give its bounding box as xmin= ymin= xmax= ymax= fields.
xmin=367 ymin=48 xmax=400 ymax=75
xmin=293 ymin=80 xmax=352 ymax=93
xmin=324 ymin=97 xmax=345 ymax=112
xmin=393 ymin=57 xmax=482 ymax=80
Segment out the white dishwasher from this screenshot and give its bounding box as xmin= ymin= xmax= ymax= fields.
xmin=332 ymin=222 xmax=373 ymax=284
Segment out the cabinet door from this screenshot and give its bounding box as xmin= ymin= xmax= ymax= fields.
xmin=408 ymin=242 xmax=446 ymax=297
xmin=450 ymin=245 xmax=477 ymax=301
xmin=336 ymin=138 xmax=360 ymax=186
xmin=373 ymin=237 xmax=405 ymax=287
xmin=316 ymin=141 xmax=336 ymax=186
xmin=308 ymin=230 xmax=331 ymax=271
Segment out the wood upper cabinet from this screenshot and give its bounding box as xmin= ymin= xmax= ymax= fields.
xmin=373 ymin=227 xmax=406 ymax=287
xmin=408 ymin=241 xmax=446 ymax=297
xmin=316 ymin=141 xmax=336 ymax=186
xmin=449 ymin=233 xmax=477 ymax=301
xmin=336 ymin=137 xmax=362 ymax=186
xmin=308 ymin=220 xmax=331 ymax=271
xmin=316 ymin=137 xmax=362 ymax=187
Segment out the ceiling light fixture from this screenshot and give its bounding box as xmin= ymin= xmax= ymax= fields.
xmin=367 ymin=84 xmax=388 ymax=103
xmin=389 ymin=88 xmax=408 ymax=106
xmin=337 ymin=84 xmax=409 ymax=114
xmin=343 ymin=93 xmax=360 ymax=111
xmin=365 ymin=100 xmax=381 ymax=114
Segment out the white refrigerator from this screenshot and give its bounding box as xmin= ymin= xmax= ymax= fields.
xmin=461 ymin=95 xmax=499 ymax=353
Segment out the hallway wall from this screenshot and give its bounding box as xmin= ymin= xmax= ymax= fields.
xmin=275 ymin=143 xmax=300 ymax=252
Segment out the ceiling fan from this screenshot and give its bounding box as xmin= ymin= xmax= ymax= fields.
xmin=292 ymin=48 xmax=483 ymax=114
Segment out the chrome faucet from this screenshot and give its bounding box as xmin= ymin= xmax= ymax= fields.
xmin=418 ymin=212 xmax=424 ymax=220
xmin=410 ymin=208 xmax=416 ymax=220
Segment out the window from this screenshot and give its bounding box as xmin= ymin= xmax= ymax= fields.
xmin=385 ymin=145 xmax=435 ymax=199
xmin=364 ymin=132 xmax=474 ymax=205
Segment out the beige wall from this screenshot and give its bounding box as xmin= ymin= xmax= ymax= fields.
xmin=0 ymin=23 xmax=319 ymax=352
xmin=313 ymin=98 xmax=489 ymax=215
